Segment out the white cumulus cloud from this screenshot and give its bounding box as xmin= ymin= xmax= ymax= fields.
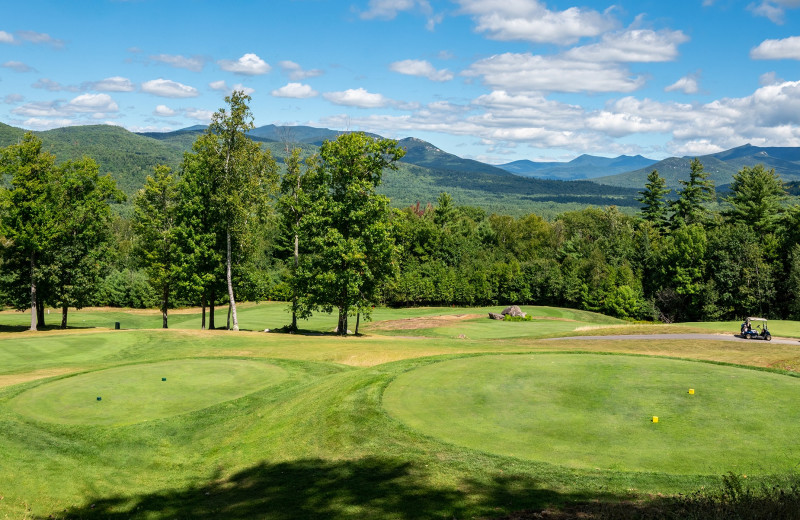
xmin=0 ymin=31 xmax=14 ymax=44
xmin=184 ymin=108 xmax=213 ymax=122
xmin=67 ymin=93 xmax=119 ymax=113
xmin=141 ymin=78 xmax=199 ymax=98
xmin=323 ymin=88 xmax=390 ymax=108
xmin=464 ymin=53 xmax=645 ymax=93
xmin=218 ymin=53 xmax=271 ymax=75
xmin=751 ymin=35 xmax=800 ymax=59
xmin=564 ymin=29 xmax=689 ymax=63
xmin=272 ymin=82 xmax=318 ymax=98
xmin=154 ymin=104 xmax=177 ymax=117
xmin=455 ymin=0 xmax=617 ymax=45
xmin=390 ymin=59 xmax=453 ymax=81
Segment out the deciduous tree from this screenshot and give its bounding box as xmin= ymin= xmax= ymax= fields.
xmin=49 ymin=156 xmax=124 ymax=328
xmin=206 ymin=91 xmax=278 ymax=331
xmin=0 ymin=133 xmax=58 ymax=330
xmin=297 ymin=132 xmax=405 ymax=335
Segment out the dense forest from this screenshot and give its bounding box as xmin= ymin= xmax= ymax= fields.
xmin=2 ymin=94 xmax=800 ymax=329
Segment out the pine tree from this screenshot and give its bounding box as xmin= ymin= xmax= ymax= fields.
xmin=671 ymin=158 xmax=715 ymax=227
xmin=637 ymin=169 xmax=670 ymax=229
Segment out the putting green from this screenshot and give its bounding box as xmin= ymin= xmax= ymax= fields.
xmin=384 ymin=354 xmax=800 ymax=475
xmin=9 ymin=359 xmax=287 ymax=426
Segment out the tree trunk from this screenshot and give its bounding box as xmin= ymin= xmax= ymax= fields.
xmin=36 ymin=297 xmax=47 ymax=329
xmin=61 ymin=305 xmax=68 ymax=329
xmin=291 ymin=231 xmax=299 ymax=331
xmin=30 ymin=254 xmax=37 ymax=331
xmin=226 ymin=229 xmax=239 ymax=331
xmin=209 ymin=289 xmax=216 ymax=330
xmin=37 ymin=304 xmax=46 ymax=329
xmin=337 ymin=308 xmax=348 ymax=336
xmin=162 ymin=284 xmax=169 ymax=329
xmin=201 ymin=293 xmax=206 ymax=330
xmin=355 ymin=312 xmax=360 ymax=335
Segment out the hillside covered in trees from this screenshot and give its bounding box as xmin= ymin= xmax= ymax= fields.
xmin=0 ymin=121 xmax=643 ymax=217
xmin=2 ymin=97 xmax=800 ymax=328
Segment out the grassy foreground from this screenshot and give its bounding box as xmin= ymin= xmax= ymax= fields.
xmin=1 ymin=304 xmax=800 ymax=519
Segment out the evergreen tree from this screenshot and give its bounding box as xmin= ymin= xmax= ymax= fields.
xmin=724 ymin=164 xmax=786 ymax=233
xmin=637 ymin=169 xmax=670 ymax=229
xmin=671 ymin=158 xmax=715 ymax=227
xmin=133 ymin=165 xmax=182 ymax=328
xmin=179 ymin=132 xmax=226 ymax=329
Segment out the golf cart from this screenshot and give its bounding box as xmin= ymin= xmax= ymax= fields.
xmin=740 ymin=317 xmax=771 ymax=341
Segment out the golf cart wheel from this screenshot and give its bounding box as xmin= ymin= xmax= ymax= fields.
xmin=765 ymin=334 xmax=772 ymax=341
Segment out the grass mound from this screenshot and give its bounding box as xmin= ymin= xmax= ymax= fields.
xmin=384 ymin=353 xmax=800 ymax=475
xmin=9 ymin=358 xmax=287 ymax=425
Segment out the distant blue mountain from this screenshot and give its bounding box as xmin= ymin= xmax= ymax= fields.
xmin=595 ymin=144 xmax=800 ymax=189
xmin=497 ymin=154 xmax=658 ymax=180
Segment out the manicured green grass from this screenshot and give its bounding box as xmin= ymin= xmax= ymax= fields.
xmin=1 ymin=305 xmax=800 ymax=519
xmin=384 ymin=353 xmax=800 ymax=475
xmin=10 ymin=359 xmax=288 ymax=425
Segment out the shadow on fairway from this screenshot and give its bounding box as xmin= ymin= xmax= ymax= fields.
xmin=0 ymin=324 xmax=94 ymax=333
xmin=41 ymin=457 xmax=607 ymax=519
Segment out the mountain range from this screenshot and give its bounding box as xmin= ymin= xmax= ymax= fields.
xmin=595 ymin=144 xmax=800 ymax=190
xmin=497 ymin=154 xmax=658 ymax=181
xmin=2 ymin=121 xmax=799 ymax=215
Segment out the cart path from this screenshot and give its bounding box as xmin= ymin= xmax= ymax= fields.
xmin=550 ymin=333 xmax=799 ymax=345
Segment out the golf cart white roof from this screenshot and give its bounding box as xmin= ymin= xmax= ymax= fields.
xmin=746 ymin=317 xmax=767 ymax=322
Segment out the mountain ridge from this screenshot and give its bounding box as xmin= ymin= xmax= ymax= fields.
xmin=5 ymin=121 xmax=800 ymax=214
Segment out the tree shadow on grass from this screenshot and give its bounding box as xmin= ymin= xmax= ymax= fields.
xmin=41 ymin=457 xmax=612 ymax=520
xmin=0 ymin=324 xmax=95 ymax=333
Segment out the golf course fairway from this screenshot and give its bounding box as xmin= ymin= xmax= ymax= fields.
xmin=9 ymin=358 xmax=288 ymax=425
xmin=383 ymin=353 xmax=800 ymax=475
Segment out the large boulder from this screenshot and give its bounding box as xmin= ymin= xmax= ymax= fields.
xmin=501 ymin=305 xmax=526 ymax=318
xmin=488 ymin=312 xmax=505 ymax=320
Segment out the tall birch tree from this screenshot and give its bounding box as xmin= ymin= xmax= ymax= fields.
xmin=206 ymin=91 xmax=278 ymax=330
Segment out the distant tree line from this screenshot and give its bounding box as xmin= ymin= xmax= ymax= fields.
xmin=2 ymin=91 xmax=799 ymax=330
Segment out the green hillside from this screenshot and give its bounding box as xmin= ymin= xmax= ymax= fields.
xmin=0 ymin=124 xmax=180 ymax=197
xmin=595 ymin=145 xmax=800 ymax=189
xmin=0 ymin=122 xmax=641 ymax=216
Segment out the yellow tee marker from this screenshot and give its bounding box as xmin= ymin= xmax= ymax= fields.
xmin=652 ymin=416 xmax=659 ymax=423
xmin=689 ymin=389 xmax=695 ymax=395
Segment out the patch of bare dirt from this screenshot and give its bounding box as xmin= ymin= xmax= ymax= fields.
xmin=367 ymin=313 xmax=485 ymax=331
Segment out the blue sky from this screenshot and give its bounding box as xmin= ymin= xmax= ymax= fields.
xmin=2 ymin=0 xmax=800 ymax=163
